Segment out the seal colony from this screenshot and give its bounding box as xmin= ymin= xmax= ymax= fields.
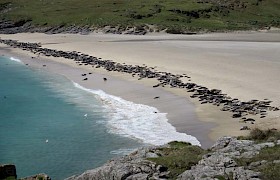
xmin=1 ymin=38 xmax=279 ymax=126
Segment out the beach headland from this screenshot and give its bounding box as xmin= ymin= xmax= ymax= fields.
xmin=1 ymin=31 xmax=280 ymax=148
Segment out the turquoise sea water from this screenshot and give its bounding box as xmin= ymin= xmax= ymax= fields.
xmin=0 ymin=56 xmax=142 ymax=179
xmin=0 ymin=55 xmax=200 ymax=179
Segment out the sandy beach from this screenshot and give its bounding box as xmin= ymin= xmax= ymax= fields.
xmin=1 ymin=31 xmax=280 ymax=147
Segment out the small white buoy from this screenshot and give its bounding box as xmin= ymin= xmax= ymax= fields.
xmin=84 ymin=114 xmax=88 ymax=117
xmin=45 ymin=139 xmax=49 ymax=143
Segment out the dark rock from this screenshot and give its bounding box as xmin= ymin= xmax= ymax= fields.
xmin=0 ymin=164 xmax=17 ymax=179
xmin=156 ymin=165 xmax=168 ymax=173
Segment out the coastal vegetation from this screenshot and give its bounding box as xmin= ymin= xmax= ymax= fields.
xmin=148 ymin=128 xmax=280 ymax=179
xmin=0 ymin=0 xmax=280 ymax=32
xmin=147 ymin=141 xmax=208 ymax=179
xmin=235 ymin=145 xmax=280 ymax=180
xmin=241 ymin=128 xmax=280 ymax=142
xmin=235 ymin=128 xmax=280 ymax=180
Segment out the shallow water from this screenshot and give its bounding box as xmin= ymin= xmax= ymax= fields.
xmin=0 ymin=55 xmax=200 ymax=179
xmin=0 ymin=56 xmax=142 ymax=179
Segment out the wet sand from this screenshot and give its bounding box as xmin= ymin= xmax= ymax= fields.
xmin=0 ymin=45 xmax=215 ymax=148
xmin=1 ymin=31 xmax=280 ymax=146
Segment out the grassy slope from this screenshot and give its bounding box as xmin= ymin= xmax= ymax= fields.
xmin=0 ymin=0 xmax=280 ymax=32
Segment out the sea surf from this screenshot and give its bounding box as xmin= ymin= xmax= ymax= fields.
xmin=0 ymin=55 xmax=199 ymax=179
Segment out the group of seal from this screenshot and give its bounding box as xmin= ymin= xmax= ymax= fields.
xmin=1 ymin=38 xmax=279 ymax=124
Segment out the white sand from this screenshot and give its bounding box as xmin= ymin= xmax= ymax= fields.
xmin=1 ymin=31 xmax=280 ymax=142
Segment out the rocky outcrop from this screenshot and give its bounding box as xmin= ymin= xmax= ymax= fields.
xmin=64 ymin=137 xmax=279 ymax=180
xmin=0 ymin=164 xmax=17 ymax=179
xmin=178 ymin=137 xmax=276 ymax=180
xmin=0 ymin=20 xmax=92 ymax=34
xmin=65 ymin=146 xmax=169 ymax=180
xmin=99 ymin=25 xmax=149 ymax=35
xmin=0 ymin=20 xmax=149 ymax=35
xmin=0 ymin=164 xmax=50 ymax=180
xmin=20 ymin=173 xmax=51 ymax=180
xmin=1 ymin=138 xmax=278 ymax=179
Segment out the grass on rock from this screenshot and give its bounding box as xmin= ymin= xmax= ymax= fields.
xmin=235 ymin=145 xmax=280 ymax=180
xmin=236 ymin=128 xmax=280 ymax=180
xmin=149 ymin=129 xmax=280 ymax=179
xmin=147 ymin=141 xmax=208 ymax=179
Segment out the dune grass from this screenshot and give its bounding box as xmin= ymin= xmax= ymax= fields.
xmin=0 ymin=0 xmax=279 ymax=32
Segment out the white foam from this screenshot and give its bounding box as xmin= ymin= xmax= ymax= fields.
xmin=10 ymin=57 xmax=23 ymax=63
xmin=110 ymin=148 xmax=137 ymax=155
xmin=41 ymin=77 xmax=102 ymax=113
xmin=73 ymin=82 xmax=201 ymax=146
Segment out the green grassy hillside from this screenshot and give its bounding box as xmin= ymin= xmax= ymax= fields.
xmin=0 ymin=0 xmax=280 ymax=32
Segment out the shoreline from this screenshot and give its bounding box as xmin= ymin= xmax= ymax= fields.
xmin=1 ymin=31 xmax=280 ymax=147
xmin=0 ymin=44 xmax=214 ymax=148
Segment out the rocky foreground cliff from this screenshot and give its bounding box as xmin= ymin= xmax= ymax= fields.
xmin=65 ymin=129 xmax=280 ymax=180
